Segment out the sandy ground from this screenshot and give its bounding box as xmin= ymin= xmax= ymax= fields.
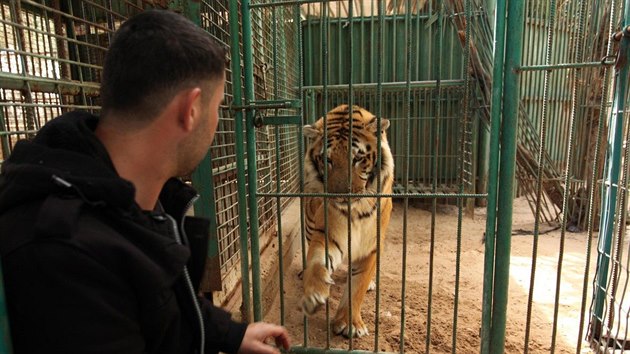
xmin=262 ymin=197 xmax=599 ymax=353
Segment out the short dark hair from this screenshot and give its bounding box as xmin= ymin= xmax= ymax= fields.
xmin=99 ymin=9 xmax=226 ymax=122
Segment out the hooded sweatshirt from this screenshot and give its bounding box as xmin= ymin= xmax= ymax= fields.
xmin=0 ymin=111 xmax=247 ymax=354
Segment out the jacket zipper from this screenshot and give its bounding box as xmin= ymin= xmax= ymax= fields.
xmin=166 ymin=194 xmax=205 ymax=354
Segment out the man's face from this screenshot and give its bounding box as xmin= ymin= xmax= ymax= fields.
xmin=176 ymin=74 xmax=225 ymax=176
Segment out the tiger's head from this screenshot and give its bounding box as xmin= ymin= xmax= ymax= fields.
xmin=303 ymin=104 xmax=393 ymax=195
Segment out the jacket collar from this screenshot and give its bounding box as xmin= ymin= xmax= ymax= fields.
xmin=0 ymin=111 xmax=199 ymax=219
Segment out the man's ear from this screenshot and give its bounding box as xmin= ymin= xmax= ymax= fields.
xmin=179 ymin=87 xmax=203 ymax=133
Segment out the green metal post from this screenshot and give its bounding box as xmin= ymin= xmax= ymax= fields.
xmin=592 ymin=7 xmax=630 ymax=335
xmin=489 ymin=0 xmax=525 ymax=352
xmin=228 ymin=0 xmax=252 ymax=322
xmin=191 ymin=151 xmax=220 ymax=275
xmin=480 ymin=0 xmax=505 ymax=350
xmin=240 ymin=0 xmax=263 ymax=321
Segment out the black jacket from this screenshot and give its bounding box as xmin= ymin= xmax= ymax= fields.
xmin=0 ymin=111 xmax=248 ymax=354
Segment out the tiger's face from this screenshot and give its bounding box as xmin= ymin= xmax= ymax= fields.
xmin=303 ymin=105 xmax=390 ymax=195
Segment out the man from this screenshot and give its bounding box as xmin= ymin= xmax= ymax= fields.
xmin=0 ymin=9 xmax=290 ymax=354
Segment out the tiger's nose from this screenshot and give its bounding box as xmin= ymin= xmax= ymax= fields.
xmin=327 ymin=179 xmax=351 ymax=194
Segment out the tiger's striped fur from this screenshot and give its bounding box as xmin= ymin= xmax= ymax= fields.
xmin=301 ymin=104 xmax=394 ymax=338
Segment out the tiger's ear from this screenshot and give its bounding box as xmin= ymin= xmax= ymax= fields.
xmin=303 ymin=124 xmax=320 ymax=138
xmin=367 ymin=117 xmax=390 ymax=133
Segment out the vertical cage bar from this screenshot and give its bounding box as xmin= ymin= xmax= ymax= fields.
xmin=346 ymin=0 xmax=354 ymax=348
xmin=453 ymin=0 xmax=472 ymax=350
xmin=490 ymin=0 xmax=525 ymax=352
xmin=271 ymin=4 xmax=285 ymax=327
xmin=296 ymin=2 xmax=305 ymax=348
xmin=373 ymin=0 xmax=385 ymax=350
xmin=427 ymin=1 xmax=443 ymax=351
xmin=228 ymin=0 xmax=252 ymax=322
xmin=323 ymin=1 xmax=332 ymax=348
xmin=241 ymin=0 xmax=263 ymax=321
xmin=550 ymin=0 xmax=588 ymax=350
xmin=399 ymin=0 xmax=412 ymax=352
xmin=523 ymin=0 xmax=557 ymax=351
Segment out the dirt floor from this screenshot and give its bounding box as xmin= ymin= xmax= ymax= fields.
xmin=262 ymin=197 xmax=599 ymax=353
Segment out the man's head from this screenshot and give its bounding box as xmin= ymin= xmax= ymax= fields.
xmin=98 ymin=10 xmax=226 ymax=178
xmin=99 ymin=9 xmax=226 ymax=125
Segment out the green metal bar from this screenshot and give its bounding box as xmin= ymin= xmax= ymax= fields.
xmin=0 ymin=47 xmax=103 ymax=71
xmin=606 ymin=76 xmax=630 ymax=347
xmin=256 ymin=192 xmax=488 ymax=198
xmin=453 ymin=0 xmax=472 ymax=350
xmin=9 ymin=0 xmax=38 ymax=133
xmin=191 ymin=150 xmax=220 ymax=271
xmin=301 ymin=80 xmax=466 ymax=90
xmin=517 ymin=61 xmax=616 ymax=71
xmin=241 ymin=0 xmax=263 ymax=322
xmin=399 ymin=0 xmax=412 ymax=352
xmin=290 ymin=347 xmax=392 ymax=354
xmin=427 ymin=2 xmax=443 ymax=352
xmin=489 ymin=0 xmax=525 ymax=351
xmin=550 ymin=0 xmax=588 ymax=351
xmin=592 ymin=11 xmax=630 ymax=339
xmin=66 ymin=2 xmax=89 ymax=110
xmin=322 ymin=1 xmax=331 ymax=347
xmin=228 ymin=0 xmax=252 ymax=322
xmin=523 ymin=0 xmax=557 ymax=350
xmin=304 ymin=7 xmax=313 ymax=87
xmin=271 ymin=5 xmax=285 ymax=327
xmin=296 ymin=2 xmax=308 ymax=348
xmin=233 ymin=99 xmax=301 ymax=110
xmin=258 ymin=115 xmax=302 ymax=126
xmin=346 ymin=1 xmax=354 ymax=348
xmin=249 ymin=0 xmax=345 ymax=8
xmin=373 ymin=0 xmax=385 ymax=350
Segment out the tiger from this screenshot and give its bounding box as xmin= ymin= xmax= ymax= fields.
xmin=300 ymin=104 xmax=394 ymax=338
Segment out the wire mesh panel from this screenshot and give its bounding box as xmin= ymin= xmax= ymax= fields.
xmin=0 ymin=0 xmax=138 ymax=160
xmin=586 ymin=1 xmax=630 ymax=350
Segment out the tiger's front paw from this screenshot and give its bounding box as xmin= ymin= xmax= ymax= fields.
xmin=301 ymin=265 xmax=334 ymax=315
xmin=332 ymin=314 xmax=369 ymax=338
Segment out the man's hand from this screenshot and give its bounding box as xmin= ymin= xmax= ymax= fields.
xmin=237 ymin=322 xmax=291 ymax=354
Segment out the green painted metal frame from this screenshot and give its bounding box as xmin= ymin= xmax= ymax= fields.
xmin=479 ymin=0 xmax=504 ymax=341
xmin=227 ymin=0 xmax=253 ymax=322
xmin=485 ymin=0 xmax=525 ymax=353
xmin=240 ymin=1 xmax=496 ymax=353
xmin=591 ymin=3 xmax=630 ymax=342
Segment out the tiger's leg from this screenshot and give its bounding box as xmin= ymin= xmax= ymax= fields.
xmin=332 ymin=251 xmax=377 ymax=338
xmin=300 ymin=236 xmax=345 ymax=315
